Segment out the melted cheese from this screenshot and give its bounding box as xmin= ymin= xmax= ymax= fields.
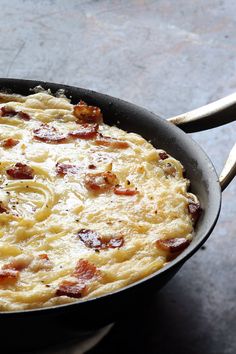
xmin=0 ymin=91 xmax=197 ymax=311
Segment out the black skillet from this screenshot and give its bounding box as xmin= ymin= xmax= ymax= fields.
xmin=0 ymin=79 xmax=235 ymax=351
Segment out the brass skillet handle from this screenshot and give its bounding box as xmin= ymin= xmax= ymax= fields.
xmin=167 ymin=93 xmax=236 ymax=191
xmin=219 ymin=143 xmax=236 ymax=191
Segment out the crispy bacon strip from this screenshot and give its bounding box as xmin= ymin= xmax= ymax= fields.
xmin=188 ymin=201 xmax=201 ymax=223
xmin=163 ymin=163 xmax=176 ymax=176
xmin=0 ymin=203 xmax=7 ymax=213
xmin=2 ymin=255 xmax=33 ymax=271
xmin=38 ymin=254 xmax=49 ymax=261
xmin=33 ymin=124 xmax=67 ymax=143
xmin=0 ymin=269 xmax=19 ymax=283
xmin=1 ymin=138 xmax=19 ymax=148
xmin=77 ymin=229 xmax=124 ymax=250
xmin=0 ymin=107 xmax=30 ymax=121
xmin=3 ymin=262 xmax=26 ymax=271
xmin=30 ymin=253 xmax=53 ymax=272
xmin=113 ymin=186 xmax=138 ymax=196
xmin=73 ymin=101 xmax=103 ymax=124
xmin=84 ymin=171 xmax=118 ymax=193
xmin=6 ymin=163 xmax=34 ymax=179
xmin=73 ymin=259 xmax=98 ymax=280
xmin=56 ymin=280 xmax=86 ymax=298
xmin=88 ymin=164 xmax=96 ymax=169
xmin=95 ymin=133 xmax=129 ymax=149
xmin=17 ymin=111 xmax=31 ymax=121
xmin=159 ymin=152 xmax=169 ymax=160
xmin=107 ymin=237 xmax=124 ymax=248
xmin=56 ymin=163 xmax=79 ymax=176
xmin=0 ymin=107 xmax=16 ymax=117
xmin=156 ymin=237 xmax=190 ymax=253
xmin=77 ymin=229 xmax=102 ymax=249
xmin=56 ymin=259 xmax=98 ymax=298
xmin=69 ymin=123 xmax=98 ymax=140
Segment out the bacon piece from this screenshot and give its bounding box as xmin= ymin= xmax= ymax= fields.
xmin=159 ymin=152 xmax=169 ymax=160
xmin=0 ymin=107 xmax=16 ymax=117
xmin=88 ymin=164 xmax=96 ymax=169
xmin=17 ymin=111 xmax=31 ymax=121
xmin=156 ymin=237 xmax=190 ymax=253
xmin=56 ymin=163 xmax=79 ymax=176
xmin=6 ymin=163 xmax=34 ymax=179
xmin=77 ymin=229 xmax=102 ymax=249
xmin=73 ymin=101 xmax=103 ymax=124
xmin=77 ymin=229 xmax=124 ymax=250
xmin=0 ymin=203 xmax=7 ymax=213
xmin=2 ymin=254 xmax=33 ymax=271
xmin=188 ymin=201 xmax=201 ymax=223
xmin=69 ymin=123 xmax=98 ymax=140
xmin=113 ymin=186 xmax=138 ymax=196
xmin=3 ymin=261 xmax=26 ymax=271
xmin=95 ymin=134 xmax=129 ymax=149
xmin=30 ymin=254 xmax=53 ymax=272
xmin=56 ymin=280 xmax=86 ymax=298
xmin=163 ymin=163 xmax=176 ymax=176
xmin=1 ymin=138 xmax=19 ymax=148
xmin=84 ymin=171 xmax=118 ymax=193
xmin=0 ymin=107 xmax=30 ymax=120
xmin=56 ymin=259 xmax=98 ymax=298
xmin=38 ymin=254 xmax=49 ymax=261
xmin=107 ymin=236 xmax=124 ymax=248
xmin=73 ymin=259 xmax=98 ymax=280
xmin=0 ymin=269 xmax=19 ymax=283
xmin=33 ymin=124 xmax=67 ymax=143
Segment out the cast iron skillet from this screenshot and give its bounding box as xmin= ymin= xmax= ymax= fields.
xmin=0 ymin=79 xmax=235 ymax=351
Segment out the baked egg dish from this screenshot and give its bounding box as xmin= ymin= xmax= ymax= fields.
xmin=0 ymin=89 xmax=201 ymax=311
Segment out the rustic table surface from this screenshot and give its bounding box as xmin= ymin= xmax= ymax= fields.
xmin=1 ymin=1 xmax=235 ymax=353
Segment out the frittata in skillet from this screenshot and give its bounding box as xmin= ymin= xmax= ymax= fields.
xmin=0 ymin=89 xmax=201 ymax=311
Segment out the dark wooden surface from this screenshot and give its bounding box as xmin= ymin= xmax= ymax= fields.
xmin=0 ymin=1 xmax=235 ymax=353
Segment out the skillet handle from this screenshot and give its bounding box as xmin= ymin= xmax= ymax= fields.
xmin=167 ymin=93 xmax=236 ymax=191
xmin=167 ymin=92 xmax=236 ymax=133
xmin=219 ymin=143 xmax=236 ymax=191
